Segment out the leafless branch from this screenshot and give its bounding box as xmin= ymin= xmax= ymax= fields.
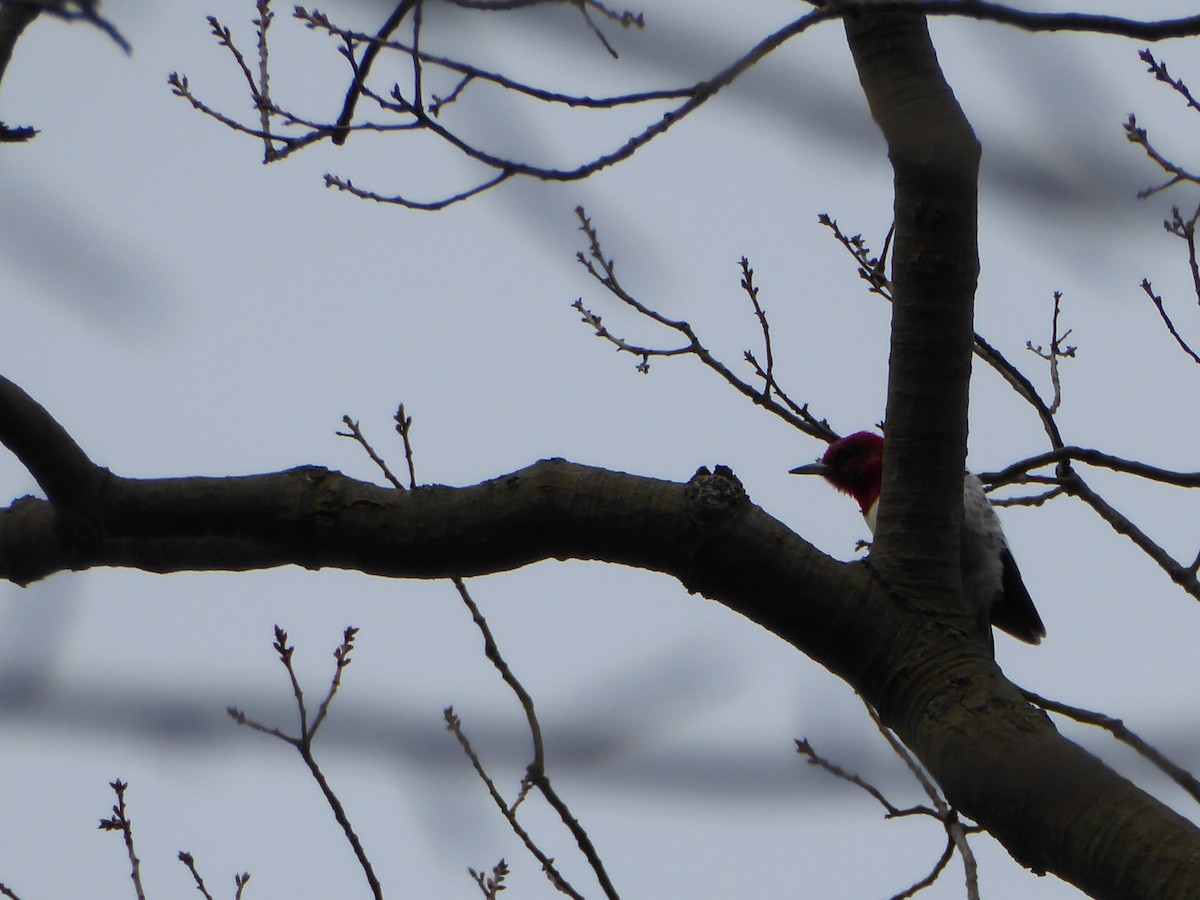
xmin=889 ymin=837 xmax=956 ymax=900
xmin=98 ymin=780 xmax=147 ymax=900
xmin=1021 ymin=689 xmax=1200 ymax=806
xmin=980 ymin=447 xmax=1200 ymax=491
xmin=330 ymin=0 xmax=419 ymax=145
xmin=1125 ymin=113 xmax=1200 ymax=198
xmin=987 ymin=485 xmax=1066 ymax=508
xmin=575 ymin=208 xmax=837 ymax=440
xmin=177 ymin=3 xmax=1200 ymax=208
xmin=453 ymin=578 xmax=621 ymax=899
xmin=445 ymin=706 xmax=589 ymax=900
xmin=468 ymin=859 xmax=510 ymax=899
xmin=863 ymin=701 xmax=980 ymax=900
xmin=1025 ymin=291 xmax=1076 ymax=414
xmin=796 ymin=737 xmax=937 ymax=820
xmin=338 ymin=415 xmax=405 ymax=489
xmin=1142 ymin=278 xmax=1199 ymax=364
xmin=254 ymin=1 xmax=274 ymax=154
xmin=819 ymin=214 xmax=1068 ymax=448
xmin=338 ymin=402 xmax=615 ymax=896
xmin=798 ymin=699 xmax=984 ymax=899
xmin=177 ymin=851 xmax=216 ymax=900
xmin=394 ymin=404 xmax=418 ymax=490
xmin=296 ymin=9 xmax=679 ymax=109
xmin=1164 ymin=203 xmax=1200 ymax=304
xmin=324 ymin=169 xmax=513 ymax=210
xmin=819 ymin=213 xmax=893 ymax=299
xmin=228 ymin=626 xmax=382 ymax=900
xmin=1068 ymin=473 xmax=1200 ymax=600
xmin=979 ymin=445 xmax=1200 ymax=598
xmin=1138 ymin=48 xmax=1200 ymax=116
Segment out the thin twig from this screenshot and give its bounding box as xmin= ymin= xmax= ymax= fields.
xmin=1125 ymin=113 xmax=1200 ymax=198
xmin=889 ymin=837 xmax=956 ymax=900
xmin=862 ymin=701 xmax=979 ymax=900
xmin=229 ymin=627 xmax=382 ymax=900
xmin=445 ymin=707 xmax=587 ymax=900
xmin=1021 ymin=688 xmax=1200 ymax=805
xmin=394 ymin=403 xmax=417 ymax=489
xmin=453 ymin=579 xmax=622 ymax=899
xmin=1141 ymin=278 xmax=1200 ymax=364
xmin=1025 ymin=291 xmax=1076 ymax=414
xmin=468 ymin=859 xmax=510 ymax=899
xmin=177 ymin=852 xmax=216 ymax=900
xmin=98 ymin=780 xmax=147 ymax=900
xmin=575 ymin=208 xmax=836 ymax=440
xmin=980 ymin=446 xmax=1200 ymax=489
xmin=795 ymin=738 xmax=937 ymax=820
xmin=338 ymin=415 xmax=405 ymax=489
xmin=254 ymin=0 xmax=274 ymax=158
xmin=324 ymin=169 xmax=513 ymax=210
xmin=1066 ymin=472 xmax=1200 ymax=600
xmin=739 ymin=257 xmax=775 ymax=393
xmin=331 ymin=0 xmax=419 ymax=145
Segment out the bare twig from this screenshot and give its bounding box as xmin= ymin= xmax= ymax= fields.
xmin=1164 ymin=203 xmax=1200 ymax=305
xmin=324 ymin=169 xmax=513 ymax=210
xmin=394 ymin=403 xmax=418 ymax=489
xmin=1021 ymin=688 xmax=1200 ymax=805
xmin=988 ymin=485 xmax=1066 ymax=508
xmin=798 ymin=701 xmax=984 ymax=899
xmin=1139 ymin=47 xmax=1200 ymax=114
xmin=575 ymin=208 xmax=837 ymax=440
xmin=1125 ymin=113 xmax=1200 ymax=198
xmin=330 ymin=0 xmax=419 ymax=145
xmin=796 ymin=738 xmax=937 ymax=820
xmin=184 ymin=4 xmax=1200 ymax=209
xmin=863 ymin=701 xmax=979 ymax=900
xmin=980 ymin=446 xmax=1200 ymax=489
xmin=1025 ymin=291 xmax=1076 ymax=414
xmin=469 ymin=859 xmax=510 ymax=899
xmin=445 ymin=706 xmax=588 ymax=900
xmin=453 ymin=578 xmax=621 ymax=899
xmin=1067 ymin=473 xmax=1200 ymax=600
xmin=889 ymin=838 xmax=956 ymax=900
xmin=177 ymin=851 xmax=215 ymax=900
xmin=819 ymin=214 xmax=893 ymax=298
xmin=739 ymin=257 xmax=775 ymax=392
xmin=254 ymin=0 xmax=274 ymax=157
xmin=228 ymin=627 xmax=382 ymax=900
xmin=98 ymin=780 xmax=147 ymax=900
xmin=1141 ymin=274 xmax=1200 ymax=365
xmin=819 ymin=214 xmax=1069 ymax=448
xmin=338 ymin=415 xmax=405 ymax=489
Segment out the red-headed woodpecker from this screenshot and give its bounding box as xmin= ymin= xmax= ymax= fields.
xmin=790 ymin=431 xmax=1045 ymax=645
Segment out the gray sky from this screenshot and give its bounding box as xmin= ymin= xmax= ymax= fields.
xmin=2 ymin=1 xmax=1199 ymax=897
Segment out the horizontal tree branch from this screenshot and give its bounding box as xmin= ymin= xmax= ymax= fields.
xmin=1 ymin=374 xmax=1199 ymax=896
xmin=980 ymin=445 xmax=1200 ymax=488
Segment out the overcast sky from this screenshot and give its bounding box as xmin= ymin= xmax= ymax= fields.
xmin=2 ymin=2 xmax=1199 ymax=898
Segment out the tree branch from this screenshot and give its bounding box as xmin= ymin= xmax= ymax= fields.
xmin=1 ymin=376 xmax=1198 ymax=895
xmin=0 ymin=374 xmax=105 ymax=508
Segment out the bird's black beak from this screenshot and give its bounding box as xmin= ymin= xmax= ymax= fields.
xmin=788 ymin=461 xmax=831 ymax=476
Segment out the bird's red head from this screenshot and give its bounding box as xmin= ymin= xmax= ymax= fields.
xmin=789 ymin=431 xmax=884 ymax=517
